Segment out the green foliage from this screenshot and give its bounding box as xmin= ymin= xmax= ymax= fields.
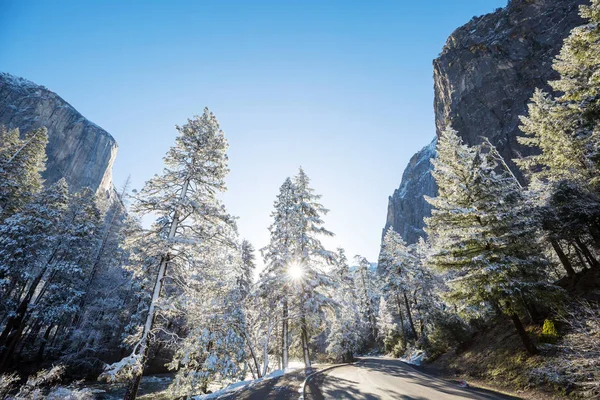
xmin=424 ymin=312 xmax=471 ymax=358
xmin=540 ymin=319 xmax=559 ymax=344
xmin=391 ymin=337 xmax=406 ymax=358
xmin=426 ymin=128 xmax=556 ymax=318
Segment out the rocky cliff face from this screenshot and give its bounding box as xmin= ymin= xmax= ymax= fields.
xmin=383 ymin=0 xmax=585 ymax=245
xmin=0 ymin=73 xmax=117 ymax=200
xmin=383 ymin=139 xmax=436 ymax=245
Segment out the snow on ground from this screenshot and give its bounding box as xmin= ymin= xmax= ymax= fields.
xmin=192 ymin=368 xmax=295 ymax=399
xmin=401 ymin=349 xmax=425 ymax=366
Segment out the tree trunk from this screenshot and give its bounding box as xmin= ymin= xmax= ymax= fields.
xmin=510 ymin=312 xmax=537 ymax=355
xmin=281 ymin=298 xmax=289 ymax=370
xmin=573 ymin=244 xmax=589 ymax=269
xmin=403 ymin=291 xmax=418 ymax=341
xmin=123 ymin=337 xmax=151 ymax=400
xmin=575 ymin=237 xmax=599 ymax=269
xmin=550 ymin=239 xmax=575 ymax=277
xmin=261 ymin=317 xmax=273 ymax=377
xmin=395 ymin=294 xmax=407 ymax=349
xmin=123 ymin=179 xmax=189 ymax=400
xmin=588 ymin=223 xmax=600 ymax=250
xmin=243 ymin=331 xmax=261 ymax=378
xmin=300 ymin=314 xmax=312 ymax=375
xmin=37 ymin=325 xmax=53 ymax=362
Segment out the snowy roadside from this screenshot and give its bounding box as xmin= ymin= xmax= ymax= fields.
xmin=192 ymin=368 xmax=295 ymax=399
xmin=400 ymin=349 xmax=424 ymax=366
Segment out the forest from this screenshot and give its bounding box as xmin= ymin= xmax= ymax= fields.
xmin=0 ymin=1 xmax=599 ymax=400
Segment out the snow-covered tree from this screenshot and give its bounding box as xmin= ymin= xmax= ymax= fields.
xmin=376 ymin=296 xmax=397 ymax=351
xmin=102 ymin=108 xmax=236 ymax=399
xmin=516 ymin=2 xmax=600 ymax=275
xmin=426 ymin=128 xmax=558 ymax=355
xmin=257 ymin=168 xmax=334 ymax=373
xmin=353 ymin=255 xmax=378 ymax=344
xmin=0 ymin=179 xmax=69 ymax=370
xmin=0 ymin=181 xmax=105 ymax=370
xmin=167 ymin=232 xmax=247 ymax=398
xmin=258 ymin=177 xmax=297 ymax=370
xmin=291 ymin=168 xmax=335 ymax=372
xmin=0 ymin=126 xmax=48 ymax=219
xmin=239 ymin=240 xmax=256 ymax=298
xmin=325 ymin=248 xmax=362 ymax=362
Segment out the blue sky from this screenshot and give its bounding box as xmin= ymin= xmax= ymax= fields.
xmin=0 ymin=0 xmax=506 ymax=265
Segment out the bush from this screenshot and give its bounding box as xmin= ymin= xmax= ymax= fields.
xmin=540 ymin=319 xmax=559 ymax=344
xmin=392 ymin=340 xmax=406 ymax=358
xmin=381 ymin=331 xmax=405 ymax=357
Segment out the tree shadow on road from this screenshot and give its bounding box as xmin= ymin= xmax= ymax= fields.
xmin=355 ymin=357 xmax=521 ymax=400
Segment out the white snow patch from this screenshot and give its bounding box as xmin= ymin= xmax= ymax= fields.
xmin=401 ymin=349 xmax=425 ymax=366
xmin=192 ymin=368 xmax=291 ymax=399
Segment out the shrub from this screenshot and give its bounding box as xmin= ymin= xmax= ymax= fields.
xmin=540 ymin=319 xmax=559 ymax=344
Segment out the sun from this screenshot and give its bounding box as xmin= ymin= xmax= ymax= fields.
xmin=287 ymin=261 xmax=304 ymax=281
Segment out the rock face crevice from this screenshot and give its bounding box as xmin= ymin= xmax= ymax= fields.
xmin=0 ymin=73 xmax=118 ymax=200
xmin=383 ymin=0 xmax=586 ymax=245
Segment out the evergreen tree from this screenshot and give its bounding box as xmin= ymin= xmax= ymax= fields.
xmin=102 ymin=108 xmax=235 ymax=399
xmin=290 ymin=168 xmax=335 ymax=373
xmin=426 ymin=128 xmax=557 ymax=355
xmin=353 ymin=255 xmax=379 ymax=343
xmin=325 ymin=248 xmax=362 ymax=362
xmin=517 ymin=1 xmax=600 ymax=262
xmin=258 ymin=177 xmax=297 ymax=370
xmin=167 ymin=232 xmax=247 ymax=398
xmin=0 ymin=126 xmax=48 ymax=219
xmin=239 ymin=239 xmax=256 ymax=299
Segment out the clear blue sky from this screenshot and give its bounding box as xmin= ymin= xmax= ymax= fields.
xmin=0 ymin=0 xmax=506 ymax=265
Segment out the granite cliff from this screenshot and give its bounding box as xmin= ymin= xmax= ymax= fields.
xmin=383 ymin=0 xmax=586 ymax=245
xmin=0 ymin=73 xmax=117 ymax=200
xmin=383 ymin=139 xmax=436 ymax=245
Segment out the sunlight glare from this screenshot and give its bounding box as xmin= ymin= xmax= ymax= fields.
xmin=287 ymin=262 xmax=304 ymax=281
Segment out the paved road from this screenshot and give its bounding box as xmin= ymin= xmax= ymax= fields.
xmin=304 ymin=357 xmax=521 ymax=400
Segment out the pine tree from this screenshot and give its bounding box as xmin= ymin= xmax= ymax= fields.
xmin=258 ymin=177 xmax=297 ymax=370
xmin=517 ymin=1 xmax=600 ymax=263
xmin=257 ymin=168 xmax=334 ymax=373
xmin=0 ymin=126 xmax=48 ymax=219
xmin=353 ymin=255 xmax=379 ymax=343
xmin=291 ymin=168 xmax=335 ymax=373
xmin=167 ymin=232 xmax=247 ymax=397
xmin=426 ymin=128 xmax=557 ymax=355
xmin=379 ymin=229 xmax=420 ymax=343
xmin=0 ymin=179 xmax=69 ymax=370
xmin=239 ymin=240 xmax=256 ymax=298
xmin=102 ymin=108 xmax=235 ymax=399
xmin=325 ymin=248 xmax=362 ymax=362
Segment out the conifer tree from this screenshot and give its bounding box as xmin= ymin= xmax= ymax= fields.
xmin=517 ymin=1 xmax=600 ymax=260
xmin=426 ymin=128 xmax=557 ymax=355
xmin=167 ymin=232 xmax=247 ymax=398
xmin=0 ymin=179 xmax=69 ymax=370
xmin=0 ymin=126 xmax=48 ymax=219
xmin=354 ymin=255 xmax=379 ymax=343
xmin=325 ymin=248 xmax=362 ymax=362
xmin=239 ymin=240 xmax=256 ymax=298
xmin=102 ymin=108 xmax=234 ymax=399
xmin=291 ymin=168 xmax=334 ymax=373
xmin=258 ymin=178 xmax=297 ymax=370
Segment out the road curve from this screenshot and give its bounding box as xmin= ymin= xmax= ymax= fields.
xmin=304 ymin=357 xmax=520 ymax=400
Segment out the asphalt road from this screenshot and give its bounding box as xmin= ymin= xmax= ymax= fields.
xmin=304 ymin=357 xmax=521 ymax=400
